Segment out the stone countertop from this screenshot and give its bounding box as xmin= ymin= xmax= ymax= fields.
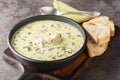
xmin=0 ymin=0 xmax=120 ymax=80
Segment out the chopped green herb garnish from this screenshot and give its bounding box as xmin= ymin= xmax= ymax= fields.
xmin=57 ymin=47 xmax=60 ymax=49
xmin=42 ymin=26 xmax=45 ymax=27
xmin=41 ymin=52 xmax=44 ymax=54
xmin=13 ymin=36 xmax=16 ymax=38
xmin=44 ymin=29 xmax=47 ymax=31
xmin=23 ymin=46 xmax=32 ymax=51
xmin=68 ymin=51 xmax=72 ymax=54
xmin=62 ymin=46 xmax=66 ymax=50
xmin=34 ymin=43 xmax=37 ymax=45
xmin=69 ymin=28 xmax=71 ymax=30
xmin=57 ymin=24 xmax=61 ymax=28
xmin=21 ymin=38 xmax=26 ymax=41
xmin=52 ymin=56 xmax=56 ymax=59
xmin=67 ymin=33 xmax=71 ymax=38
xmin=72 ymin=42 xmax=75 ymax=45
xmin=49 ymin=48 xmax=54 ymax=51
xmin=29 ymin=42 xmax=32 ymax=44
xmin=16 ymin=32 xmax=19 ymax=34
xmin=27 ymin=46 xmax=32 ymax=51
xmin=23 ymin=46 xmax=28 ymax=49
xmin=72 ymin=37 xmax=74 ymax=40
xmin=28 ymin=32 xmax=31 ymax=34
xmin=35 ymin=48 xmax=40 ymax=51
xmin=59 ymin=34 xmax=62 ymax=37
xmin=14 ymin=39 xmax=17 ymax=41
xmin=77 ymin=35 xmax=81 ymax=37
xmin=29 ymin=42 xmax=33 ymax=46
xmin=51 ymin=24 xmax=54 ymax=27
xmin=49 ymin=33 xmax=51 ymax=35
xmin=13 ymin=43 xmax=16 ymax=45
xmin=57 ymin=52 xmax=59 ymax=54
xmin=67 ymin=33 xmax=70 ymax=34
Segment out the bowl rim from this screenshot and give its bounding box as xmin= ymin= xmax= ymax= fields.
xmin=8 ymin=15 xmax=87 ymax=63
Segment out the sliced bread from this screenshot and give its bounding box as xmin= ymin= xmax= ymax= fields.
xmin=88 ymin=16 xmax=115 ymax=36
xmin=87 ymin=39 xmax=108 ymax=57
xmin=82 ymin=16 xmax=114 ymax=45
xmin=83 ymin=20 xmax=111 ymax=45
xmin=82 ymin=16 xmax=115 ymax=57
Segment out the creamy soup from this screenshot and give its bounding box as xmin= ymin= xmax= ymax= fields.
xmin=11 ymin=20 xmax=84 ymax=61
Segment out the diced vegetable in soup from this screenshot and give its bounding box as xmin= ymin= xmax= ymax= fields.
xmin=11 ymin=20 xmax=84 ymax=61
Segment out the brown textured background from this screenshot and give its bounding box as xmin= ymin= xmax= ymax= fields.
xmin=0 ymin=0 xmax=120 ymax=80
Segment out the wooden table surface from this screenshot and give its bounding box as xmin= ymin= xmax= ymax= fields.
xmin=0 ymin=0 xmax=120 ymax=80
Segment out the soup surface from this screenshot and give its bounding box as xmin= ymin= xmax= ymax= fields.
xmin=11 ymin=20 xmax=84 ymax=61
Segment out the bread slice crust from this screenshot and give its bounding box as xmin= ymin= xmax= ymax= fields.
xmin=82 ymin=16 xmax=115 ymax=57
xmin=82 ymin=16 xmax=114 ymax=45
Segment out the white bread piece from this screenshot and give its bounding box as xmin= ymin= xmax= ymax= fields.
xmin=83 ymin=20 xmax=111 ymax=45
xmin=82 ymin=16 xmax=115 ymax=45
xmin=82 ymin=16 xmax=115 ymax=57
xmin=87 ymin=39 xmax=108 ymax=57
xmin=89 ymin=16 xmax=115 ymax=36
